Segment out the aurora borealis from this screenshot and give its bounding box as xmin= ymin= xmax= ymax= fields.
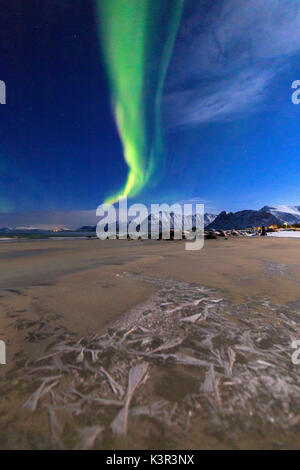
xmin=95 ymin=0 xmax=183 ymax=203
xmin=1 ymin=0 xmax=300 ymax=224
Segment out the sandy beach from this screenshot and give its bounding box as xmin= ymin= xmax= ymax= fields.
xmin=1 ymin=237 xmax=300 ymax=449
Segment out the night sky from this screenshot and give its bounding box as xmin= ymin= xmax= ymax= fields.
xmin=1 ymin=0 xmax=300 ymax=226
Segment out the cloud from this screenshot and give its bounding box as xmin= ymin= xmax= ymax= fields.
xmin=175 ymin=197 xmax=218 ymax=213
xmin=165 ymin=67 xmax=276 ymax=127
xmin=165 ymin=0 xmax=300 ymax=127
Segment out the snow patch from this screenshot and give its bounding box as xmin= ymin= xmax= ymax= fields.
xmin=267 ymin=231 xmax=300 ymax=238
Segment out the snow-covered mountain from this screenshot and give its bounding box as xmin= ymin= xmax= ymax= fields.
xmin=138 ymin=212 xmax=205 ymax=234
xmin=206 ymin=205 xmax=300 ymax=230
xmin=5 ymin=206 xmax=299 ymax=234
xmin=207 ymin=210 xmax=281 ymax=230
xmin=204 ymin=213 xmax=217 ymax=227
xmin=260 ymin=205 xmax=300 ymax=224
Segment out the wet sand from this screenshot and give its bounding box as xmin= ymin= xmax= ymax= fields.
xmin=1 ymin=237 xmax=300 ymax=449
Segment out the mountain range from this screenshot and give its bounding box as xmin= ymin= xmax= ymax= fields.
xmin=1 ymin=206 xmax=300 ymax=233
xmin=67 ymin=206 xmax=300 ymax=232
xmin=207 ymin=205 xmax=300 ymax=230
xmin=76 ymin=212 xmax=217 ymax=232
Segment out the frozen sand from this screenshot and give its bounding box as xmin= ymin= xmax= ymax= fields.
xmin=1 ymin=237 xmax=300 ymax=449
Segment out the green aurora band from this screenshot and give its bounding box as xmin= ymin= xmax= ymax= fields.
xmin=95 ymin=0 xmax=184 ymax=203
